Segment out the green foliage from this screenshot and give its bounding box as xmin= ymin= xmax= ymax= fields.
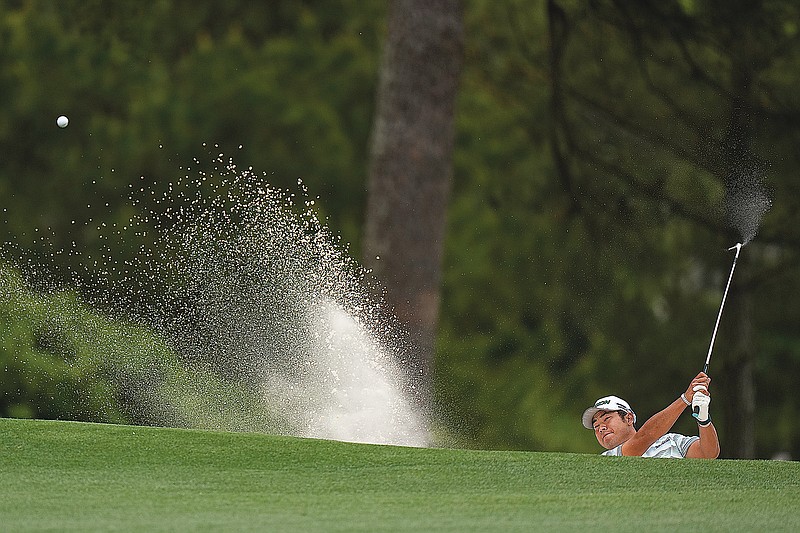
xmin=0 ymin=262 xmax=288 ymax=432
xmin=0 ymin=262 xmax=154 ymax=422
xmin=0 ymin=0 xmax=384 ymax=274
xmin=436 ymin=0 xmax=800 ymax=458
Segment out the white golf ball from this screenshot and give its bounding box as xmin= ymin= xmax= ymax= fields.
xmin=56 ymin=115 xmax=69 ymax=128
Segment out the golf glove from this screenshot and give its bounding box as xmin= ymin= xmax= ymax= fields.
xmin=692 ymin=385 xmax=711 ymax=426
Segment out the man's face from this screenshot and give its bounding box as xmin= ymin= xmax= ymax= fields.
xmin=592 ymin=410 xmax=634 ymax=449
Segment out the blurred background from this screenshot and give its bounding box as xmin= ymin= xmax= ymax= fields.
xmin=1 ymin=0 xmax=799 ymax=459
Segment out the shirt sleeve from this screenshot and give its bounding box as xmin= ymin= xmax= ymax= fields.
xmin=672 ymin=434 xmax=700 ymax=457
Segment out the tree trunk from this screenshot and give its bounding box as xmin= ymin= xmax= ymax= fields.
xmin=721 ymin=277 xmax=756 ymax=458
xmin=363 ymin=0 xmax=464 ymax=400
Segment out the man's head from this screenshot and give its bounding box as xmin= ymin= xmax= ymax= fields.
xmin=582 ymin=396 xmax=637 ymax=450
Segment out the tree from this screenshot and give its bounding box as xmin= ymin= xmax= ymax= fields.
xmin=0 ymin=0 xmax=383 ymax=288
xmin=363 ymin=0 xmax=464 ymax=401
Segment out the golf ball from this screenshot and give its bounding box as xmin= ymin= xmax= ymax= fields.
xmin=56 ymin=115 xmax=69 ymax=128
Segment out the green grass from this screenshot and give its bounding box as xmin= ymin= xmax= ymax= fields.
xmin=1 ymin=418 xmax=798 ymax=532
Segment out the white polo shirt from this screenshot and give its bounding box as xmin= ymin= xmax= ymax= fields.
xmin=602 ymin=433 xmax=699 ymax=458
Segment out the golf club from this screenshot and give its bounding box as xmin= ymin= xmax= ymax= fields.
xmin=703 ymin=242 xmax=743 ymax=375
xmin=692 ymin=243 xmax=742 ymax=419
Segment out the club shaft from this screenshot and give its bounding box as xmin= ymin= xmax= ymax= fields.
xmin=704 ymin=245 xmax=741 ymax=373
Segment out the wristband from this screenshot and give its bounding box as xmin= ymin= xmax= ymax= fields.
xmin=680 ymin=393 xmax=691 ymax=406
xmin=697 ymin=415 xmax=712 ymax=427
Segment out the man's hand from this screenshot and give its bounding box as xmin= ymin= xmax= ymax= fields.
xmin=684 ymin=372 xmax=711 ymax=402
xmin=692 ymin=385 xmax=711 ymax=426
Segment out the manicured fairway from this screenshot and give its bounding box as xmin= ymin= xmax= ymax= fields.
xmin=1 ymin=418 xmax=798 ymax=531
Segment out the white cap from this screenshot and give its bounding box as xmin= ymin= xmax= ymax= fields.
xmin=582 ymin=395 xmax=636 ymax=429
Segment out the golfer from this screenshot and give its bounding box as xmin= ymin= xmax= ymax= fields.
xmin=582 ymin=372 xmax=720 ymax=458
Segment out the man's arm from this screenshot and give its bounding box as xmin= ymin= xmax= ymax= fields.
xmin=620 ymin=372 xmax=711 ymax=457
xmin=685 ymin=422 xmax=720 ymax=458
xmin=620 ymin=397 xmax=686 ymax=456
xmin=685 ymin=388 xmax=720 ymax=458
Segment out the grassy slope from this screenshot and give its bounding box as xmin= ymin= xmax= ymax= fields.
xmin=1 ymin=418 xmax=798 ymax=532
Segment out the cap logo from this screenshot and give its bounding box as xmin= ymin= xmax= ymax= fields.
xmin=595 ymin=399 xmax=611 ymax=407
